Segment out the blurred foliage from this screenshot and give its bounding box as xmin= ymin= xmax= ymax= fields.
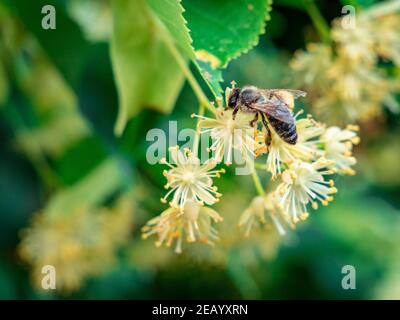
xmin=110 ymin=0 xmax=186 ymax=135
xmin=0 ymin=0 xmax=399 ymax=300
xmin=290 ymin=4 xmax=400 ymax=124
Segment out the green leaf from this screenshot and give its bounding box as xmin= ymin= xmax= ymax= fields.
xmin=183 ymin=0 xmax=273 ymax=68
xmin=111 ymin=0 xmax=274 ymax=134
xmin=194 ymin=59 xmax=223 ymax=96
xmin=148 ymin=0 xmax=223 ymax=96
xmin=148 ymin=0 xmax=195 ymax=59
xmin=110 ymin=0 xmax=185 ymax=135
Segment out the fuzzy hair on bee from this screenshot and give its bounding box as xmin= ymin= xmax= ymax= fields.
xmin=227 ymin=85 xmax=307 ymax=145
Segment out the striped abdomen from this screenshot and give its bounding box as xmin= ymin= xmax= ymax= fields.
xmin=267 ymin=116 xmax=298 ymax=145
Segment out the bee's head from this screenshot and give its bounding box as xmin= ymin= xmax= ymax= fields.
xmin=227 ymin=88 xmax=241 ymax=108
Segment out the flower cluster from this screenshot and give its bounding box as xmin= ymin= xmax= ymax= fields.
xmin=291 ymin=4 xmax=400 ymax=124
xmin=244 ymin=95 xmax=360 ymax=234
xmin=208 ymin=83 xmax=358 ymax=237
xmin=238 ymin=193 xmax=294 ymax=237
xmin=143 ymin=80 xmax=359 ymax=250
xmin=142 ymin=201 xmax=222 ymax=254
xmin=194 ymin=108 xmax=257 ymax=165
xmin=19 ymin=197 xmax=133 ymax=292
xmin=238 ymin=110 xmax=358 ymax=236
xmin=160 ymin=146 xmax=224 ymax=207
xmin=142 ymin=146 xmax=224 ymax=253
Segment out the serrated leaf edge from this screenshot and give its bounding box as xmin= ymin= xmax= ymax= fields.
xmin=221 ymin=0 xmax=273 ymax=68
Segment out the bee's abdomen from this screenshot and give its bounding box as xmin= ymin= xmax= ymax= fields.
xmin=268 ymin=117 xmax=297 ymax=145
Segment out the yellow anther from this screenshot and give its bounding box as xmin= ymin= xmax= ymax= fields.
xmin=312 ymin=202 xmax=318 ymax=210
xmin=300 ymin=212 xmax=309 ymax=220
xmin=346 ymin=124 xmax=359 ymax=131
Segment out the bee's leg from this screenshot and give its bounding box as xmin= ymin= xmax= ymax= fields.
xmin=261 ymin=113 xmax=272 ymax=148
xmin=249 ymin=112 xmax=259 ymax=127
xmin=232 ymin=105 xmax=239 ymax=120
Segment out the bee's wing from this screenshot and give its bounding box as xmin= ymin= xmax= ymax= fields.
xmin=250 ymin=100 xmax=295 ymax=124
xmin=268 ymin=89 xmax=307 ymax=99
xmin=286 ymin=89 xmax=307 ymax=99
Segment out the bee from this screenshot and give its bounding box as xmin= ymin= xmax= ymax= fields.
xmin=227 ymin=85 xmax=307 ymax=146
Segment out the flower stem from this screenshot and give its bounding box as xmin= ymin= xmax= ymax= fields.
xmin=254 ymin=162 xmax=266 ymax=170
xmin=302 ymin=0 xmax=331 ymax=44
xmin=159 ymin=22 xmax=216 ymax=114
xmin=193 ymin=103 xmax=205 ymax=157
xmin=251 ymin=166 xmax=265 ymax=196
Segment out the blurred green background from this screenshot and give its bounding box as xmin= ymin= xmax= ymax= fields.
xmin=0 ymin=0 xmax=399 ymax=299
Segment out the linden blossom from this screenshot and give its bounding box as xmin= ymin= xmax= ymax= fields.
xmin=145 ymin=120 xmax=255 ymax=170
xmin=142 ymin=82 xmax=360 ymax=251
